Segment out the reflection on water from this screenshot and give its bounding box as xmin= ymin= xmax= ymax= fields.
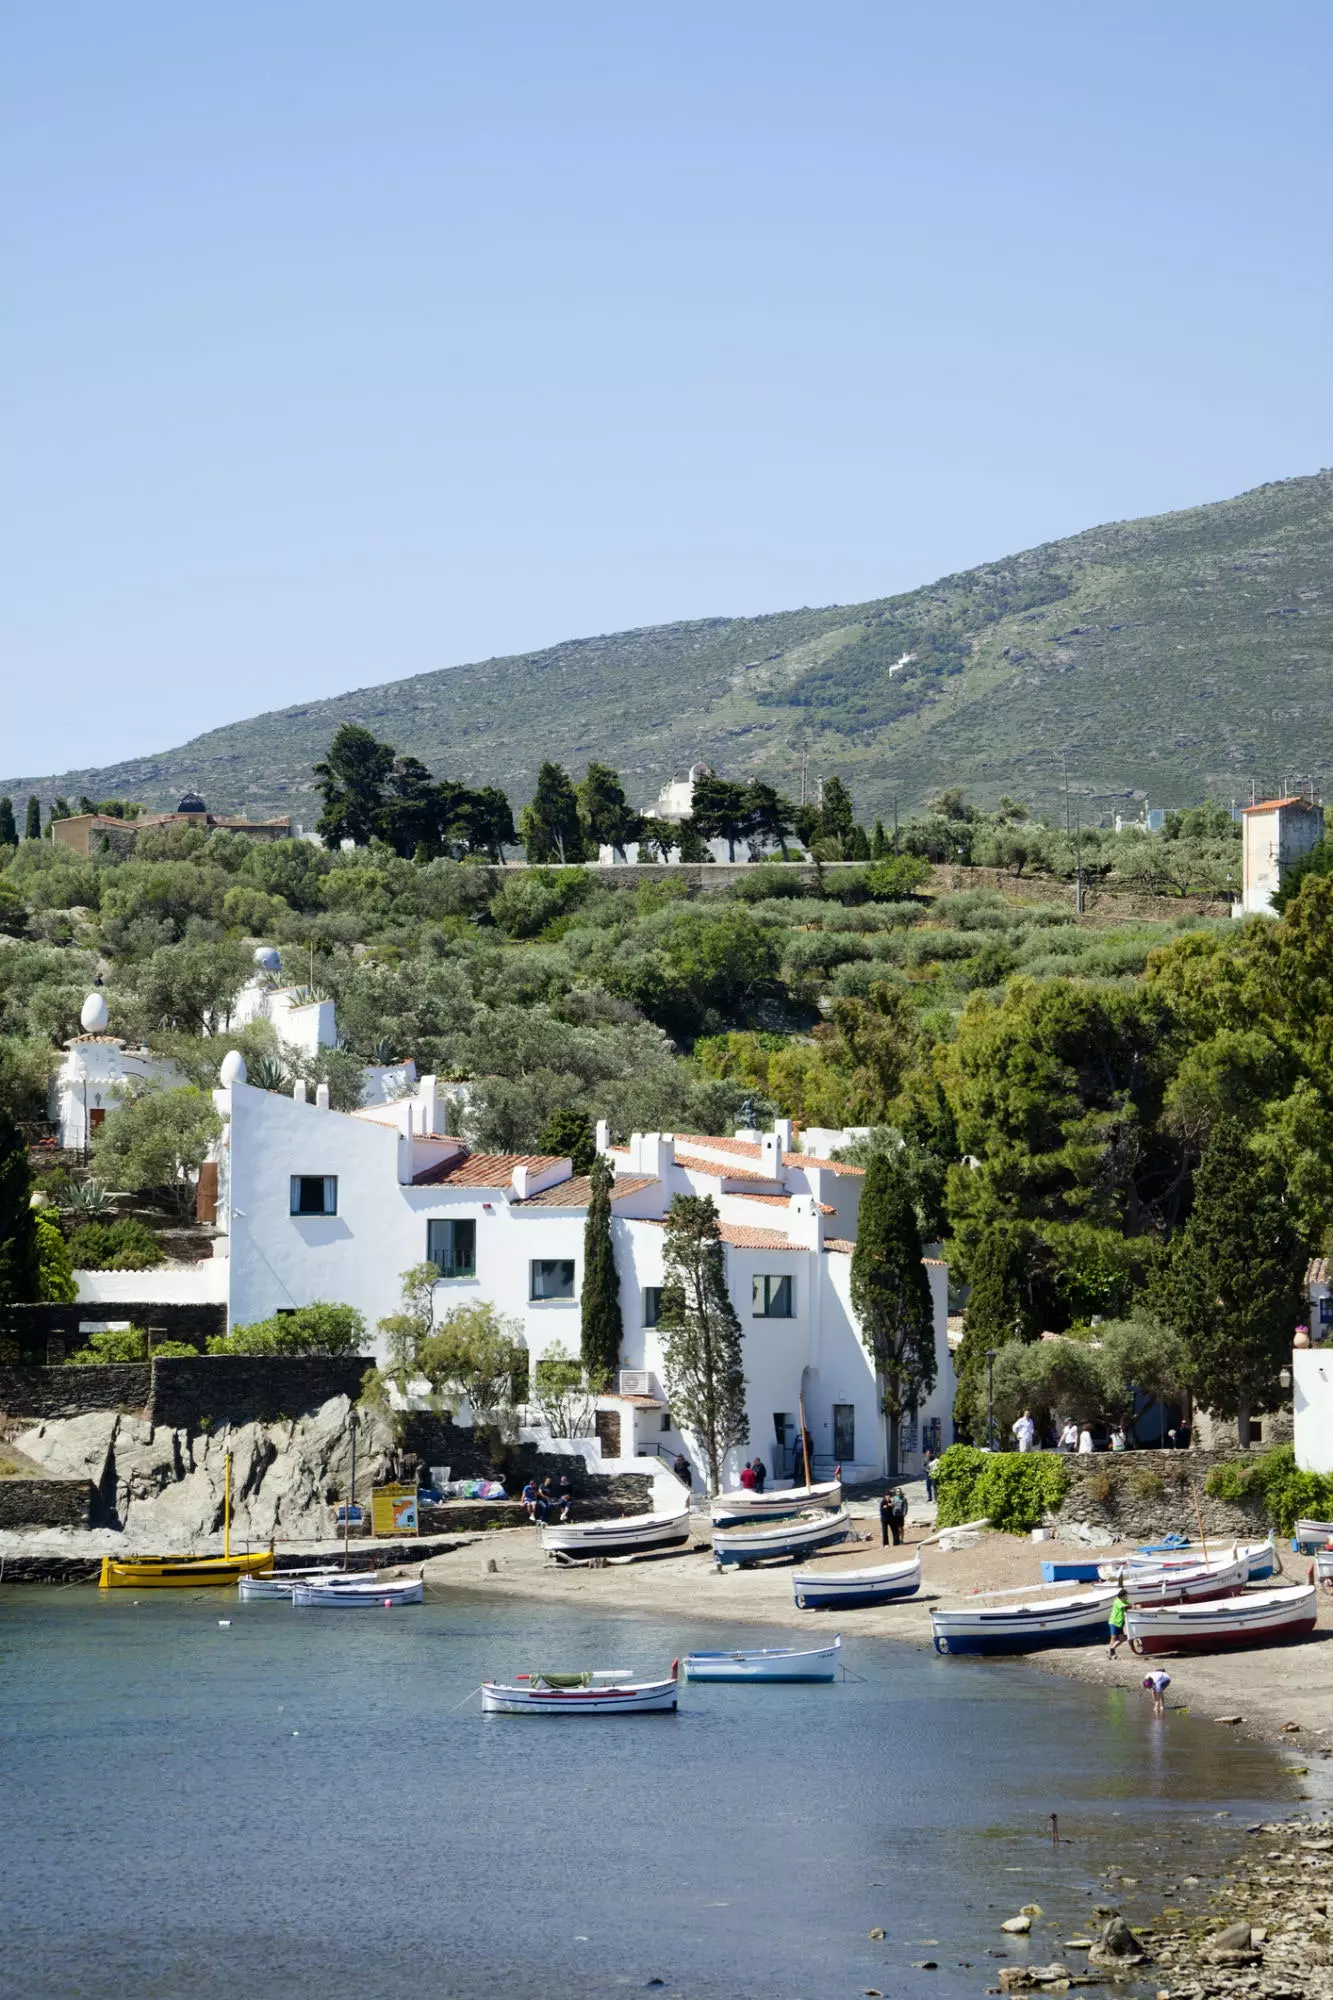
xmin=0 ymin=1586 xmax=1296 ymax=2000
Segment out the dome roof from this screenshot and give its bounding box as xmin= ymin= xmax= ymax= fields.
xmin=80 ymin=992 xmax=109 ymax=1034
xmin=253 ymin=945 xmax=282 ymax=973
xmin=176 ymin=792 xmax=207 ymax=813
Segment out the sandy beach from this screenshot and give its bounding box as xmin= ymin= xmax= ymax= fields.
xmin=424 ymin=1503 xmax=1333 ymax=1770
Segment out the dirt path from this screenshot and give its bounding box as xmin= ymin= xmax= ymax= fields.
xmin=424 ymin=1509 xmax=1333 ymax=1772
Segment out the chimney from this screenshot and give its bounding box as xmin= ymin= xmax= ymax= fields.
xmin=511 ymin=1164 xmax=531 ymax=1200
xmin=774 ymin=1117 xmax=794 ymax=1155
xmin=419 ymin=1074 xmax=440 ymax=1134
xmin=595 ymin=1117 xmax=610 ymax=1155
xmin=292 ymin=1079 xmax=307 ymax=1104
xmin=759 ymin=1130 xmax=781 ymax=1178
xmin=315 ymin=1081 xmax=331 ymax=1110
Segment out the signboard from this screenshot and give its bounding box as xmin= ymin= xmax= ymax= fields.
xmin=371 ymin=1483 xmax=419 ymax=1537
xmin=335 ymin=1503 xmax=364 ymax=1528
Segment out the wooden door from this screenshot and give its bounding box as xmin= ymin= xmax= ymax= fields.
xmin=595 ymin=1409 xmax=622 ymax=1459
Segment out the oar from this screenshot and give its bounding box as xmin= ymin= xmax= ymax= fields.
xmin=916 ymin=1514 xmax=989 ymax=1548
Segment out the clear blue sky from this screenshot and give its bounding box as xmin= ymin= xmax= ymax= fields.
xmin=3 ymin=1 xmax=1329 ymax=778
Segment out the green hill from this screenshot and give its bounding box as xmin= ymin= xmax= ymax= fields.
xmin=6 ymin=471 xmax=1329 ymax=825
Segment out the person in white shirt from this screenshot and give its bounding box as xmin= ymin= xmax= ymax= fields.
xmin=1012 ymin=1410 xmax=1036 ymax=1452
xmin=1078 ymin=1427 xmax=1094 ymax=1454
xmin=1110 ymin=1426 xmax=1127 ymax=1452
xmin=1058 ymin=1421 xmax=1079 ymax=1453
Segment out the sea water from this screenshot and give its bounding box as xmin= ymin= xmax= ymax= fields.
xmin=0 ymin=1585 xmax=1297 ymax=2000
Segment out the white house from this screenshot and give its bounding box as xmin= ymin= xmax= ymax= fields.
xmin=1236 ymin=796 xmax=1324 ymax=916
xmin=599 ymin=761 xmax=789 ymax=867
xmin=195 ymin=1061 xmax=952 ymax=1489
xmin=50 ymin=992 xmax=186 ymax=1152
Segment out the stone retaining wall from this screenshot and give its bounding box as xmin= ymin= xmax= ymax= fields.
xmin=7 ymin=1301 xmax=226 ymax=1365
xmin=147 ymin=1355 xmax=371 ymax=1430
xmin=1049 ymin=1447 xmax=1273 ymax=1544
xmin=0 ymin=1363 xmax=151 ymax=1420
xmin=0 ymin=1478 xmax=96 ymax=1530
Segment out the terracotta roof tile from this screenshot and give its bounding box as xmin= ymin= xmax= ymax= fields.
xmin=515 ymin=1174 xmax=658 ymax=1208
xmin=739 ymin=1193 xmax=835 ymax=1213
xmin=785 ymin=1152 xmax=864 ymax=1176
xmin=717 ymin=1223 xmax=799 ymax=1250
xmin=822 ymin=1237 xmax=855 ymax=1254
xmin=1307 ymin=1257 xmax=1329 ymax=1286
xmin=675 ymin=1150 xmax=781 ymax=1184
xmin=671 ymin=1132 xmax=763 ymax=1159
xmin=412 ymin=1151 xmax=567 ymax=1188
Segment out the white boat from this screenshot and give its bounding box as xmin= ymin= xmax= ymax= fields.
xmin=1295 ymin=1518 xmax=1333 ymax=1552
xmin=683 ymin=1635 xmax=841 ymax=1681
xmin=931 ymin=1588 xmax=1115 ymax=1656
xmin=710 ymin=1478 xmax=842 ymax=1526
xmin=540 ymin=1505 xmax=691 ymax=1560
xmin=237 ymin=1567 xmax=345 ymax=1600
xmin=792 ymin=1549 xmax=920 ymax=1610
xmin=1125 ymin=1537 xmax=1277 ymax=1582
xmin=1316 ymin=1547 xmax=1333 ymax=1591
xmin=291 ymin=1575 xmax=424 ymax=1607
xmin=712 ymin=1507 xmax=854 ymax=1569
xmin=481 ymin=1668 xmax=679 ymax=1714
xmin=1120 ymin=1550 xmax=1255 ymax=1605
xmin=1127 ymin=1583 xmax=1318 ymax=1654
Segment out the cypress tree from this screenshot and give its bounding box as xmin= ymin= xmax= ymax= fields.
xmin=657 ymin=1194 xmax=747 ymax=1492
xmin=849 ymin=1152 xmax=936 ymax=1476
xmin=870 ymin=818 xmax=889 ymax=860
xmin=951 ymin=1224 xmax=1039 ymax=1440
xmin=539 ymin=1108 xmax=596 ymax=1176
xmin=0 ymin=797 xmax=16 ymax=847
xmin=519 ymin=763 xmax=584 ymax=863
xmin=1151 ymin=1118 xmax=1304 ymax=1446
xmin=580 ymin=1154 xmax=623 ymax=1390
xmin=24 ymin=796 xmax=41 ymax=841
xmin=0 ymin=1102 xmax=40 ymax=1332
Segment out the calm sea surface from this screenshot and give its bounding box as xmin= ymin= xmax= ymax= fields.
xmin=0 ymin=1584 xmax=1297 ymax=2000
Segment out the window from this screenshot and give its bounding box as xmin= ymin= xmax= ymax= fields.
xmin=660 ymin=1411 xmax=672 ymax=1433
xmin=427 ymin=1218 xmax=476 ymax=1279
xmin=530 ymin=1258 xmax=576 ymax=1301
xmin=752 ymin=1273 xmax=794 ymax=1317
xmin=642 ymin=1286 xmax=663 ymax=1328
xmin=290 ymin=1175 xmax=337 ymax=1216
xmin=832 ymin=1403 xmax=855 ymax=1461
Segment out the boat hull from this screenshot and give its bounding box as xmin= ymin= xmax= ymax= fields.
xmin=481 ymin=1679 xmax=678 ymax=1714
xmin=238 ymin=1568 xmax=344 ymax=1600
xmin=684 ymin=1637 xmax=841 ymax=1681
xmin=1128 ymin=1585 xmax=1318 ymax=1654
xmin=292 ymin=1577 xmax=424 ymax=1606
xmin=712 ymin=1508 xmax=854 ymax=1569
xmin=1295 ymin=1518 xmax=1333 ymax=1553
xmin=99 ymin=1551 xmax=275 ymax=1589
xmin=1042 ymin=1540 xmax=1276 ymax=1586
xmin=1317 ymin=1548 xmax=1333 ymax=1591
xmin=793 ymin=1553 xmax=920 ymax=1609
xmin=540 ymin=1511 xmax=691 ymax=1559
xmin=711 ymin=1480 xmax=842 ymax=1526
xmin=931 ymin=1591 xmax=1114 ymax=1656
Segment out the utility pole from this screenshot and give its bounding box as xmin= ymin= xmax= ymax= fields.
xmin=1062 ymin=753 xmax=1070 ymax=837
xmin=892 ymin=795 xmax=899 ymax=853
xmin=1074 ymin=811 xmax=1085 ymax=916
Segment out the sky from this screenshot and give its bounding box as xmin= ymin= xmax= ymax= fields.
xmin=3 ymin=1 xmax=1330 ymax=778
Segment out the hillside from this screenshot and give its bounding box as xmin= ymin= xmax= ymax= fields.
xmin=6 ymin=471 xmax=1329 ymax=824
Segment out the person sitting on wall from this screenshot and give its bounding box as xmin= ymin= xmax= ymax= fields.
xmin=520 ymin=1478 xmax=540 ymax=1522
xmin=557 ymin=1474 xmax=573 ymax=1521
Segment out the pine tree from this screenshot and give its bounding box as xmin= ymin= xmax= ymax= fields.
xmin=688 ymin=773 xmax=751 ymax=861
xmin=0 ymin=797 xmax=16 ymax=847
xmin=850 ymin=1152 xmax=936 ymax=1475
xmin=657 ymin=1194 xmax=747 ymax=1491
xmin=24 ymin=796 xmax=40 ymax=841
xmin=0 ymin=1101 xmax=40 ymax=1329
xmin=951 ymin=1224 xmax=1040 ymax=1440
xmin=676 ymin=817 xmax=711 ymax=863
xmin=576 ymin=763 xmax=642 ymax=862
xmin=580 ymin=1154 xmax=623 ymax=1390
xmin=313 ymin=724 xmax=396 ymax=847
xmin=743 ymin=780 xmax=796 ymax=859
xmin=819 ymin=776 xmax=856 ymax=846
xmin=519 ymin=763 xmax=584 ymax=863
xmin=1151 ymin=1119 xmax=1305 ymax=1445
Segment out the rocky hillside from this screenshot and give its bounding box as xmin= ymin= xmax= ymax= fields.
xmin=4 ymin=470 xmax=1328 ymax=824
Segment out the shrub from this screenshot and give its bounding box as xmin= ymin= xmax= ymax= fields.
xmin=208 ymin=1302 xmax=367 ymax=1357
xmin=1083 ymin=1469 xmax=1116 ymax=1509
xmin=1127 ymin=1466 xmax=1166 ymax=1503
xmin=934 ymin=1444 xmax=1070 ymax=1533
xmin=67 ymin=1218 xmax=165 ymax=1271
xmin=35 ymin=1212 xmax=76 ymax=1303
xmin=1205 ymin=1444 xmax=1333 ymax=1536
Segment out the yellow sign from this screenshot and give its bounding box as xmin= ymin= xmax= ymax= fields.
xmin=371 ymin=1483 xmax=420 ymax=1537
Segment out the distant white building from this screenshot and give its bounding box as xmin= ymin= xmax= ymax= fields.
xmin=1236 ymin=796 xmax=1324 ymax=916
xmin=140 ymin=1067 xmax=952 ymax=1489
xmin=600 ymin=761 xmax=792 ymax=867
xmin=50 ymin=992 xmax=185 ymax=1152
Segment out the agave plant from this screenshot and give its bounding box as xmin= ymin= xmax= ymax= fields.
xmin=247 ymin=1052 xmax=290 ymax=1093
xmin=61 ymin=1177 xmax=117 ymax=1218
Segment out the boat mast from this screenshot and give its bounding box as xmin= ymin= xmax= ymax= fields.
xmin=798 ymin=1393 xmax=812 ymax=1489
xmin=223 ymin=1450 xmax=232 ymax=1560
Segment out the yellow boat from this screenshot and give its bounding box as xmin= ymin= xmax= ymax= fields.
xmin=97 ymin=1450 xmax=275 ymax=1588
xmin=98 ymin=1550 xmax=274 ymax=1589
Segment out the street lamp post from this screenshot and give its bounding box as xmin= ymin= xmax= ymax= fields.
xmin=986 ymin=1348 xmax=998 ymax=1451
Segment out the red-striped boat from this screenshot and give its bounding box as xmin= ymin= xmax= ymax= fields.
xmin=1127 ymin=1584 xmax=1318 ymax=1655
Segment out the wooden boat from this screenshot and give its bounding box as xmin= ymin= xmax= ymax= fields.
xmin=291 ymin=1575 xmax=424 ymax=1607
xmin=1127 ymin=1583 xmax=1318 ymax=1654
xmin=710 ymin=1478 xmax=842 ymax=1526
xmin=712 ymin=1507 xmax=854 ymax=1569
xmin=792 ymin=1549 xmax=920 ymax=1610
xmin=98 ymin=1449 xmax=274 ymax=1590
xmin=540 ymin=1504 xmax=691 ymax=1560
xmin=1295 ymin=1518 xmax=1333 ymax=1552
xmin=237 ymin=1567 xmax=344 ymax=1600
xmin=1122 ymin=1550 xmax=1255 ymax=1605
xmin=684 ymin=1635 xmax=841 ymax=1681
xmin=481 ymin=1668 xmax=679 ymax=1714
xmin=100 ymin=1549 xmax=275 ymax=1590
xmin=931 ymin=1587 xmax=1114 ymax=1655
xmin=1041 ymin=1538 xmax=1276 ymax=1586
xmin=1316 ymin=1547 xmax=1333 ymax=1592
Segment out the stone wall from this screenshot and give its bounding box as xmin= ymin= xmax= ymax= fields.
xmin=1049 ymin=1447 xmax=1273 ymax=1543
xmin=400 ymin=1412 xmax=652 ymax=1510
xmin=147 ymin=1355 xmax=372 ymax=1430
xmin=0 ymin=1363 xmax=151 ymax=1420
xmin=0 ymin=1478 xmax=95 ymax=1531
xmin=6 ymin=1301 xmax=226 ymax=1365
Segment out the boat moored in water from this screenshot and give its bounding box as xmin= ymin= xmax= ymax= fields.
xmin=792 ymin=1549 xmax=920 ymax=1610
xmin=712 ymin=1507 xmax=854 ymax=1569
xmin=237 ymin=1567 xmax=346 ymax=1600
xmin=99 ymin=1550 xmax=275 ymax=1590
xmin=539 ymin=1504 xmax=692 ymax=1560
xmin=291 ymin=1575 xmax=424 ymax=1607
xmin=1126 ymin=1583 xmax=1318 ymax=1654
xmin=710 ymin=1478 xmax=842 ymax=1526
xmin=481 ymin=1668 xmax=679 ymax=1714
xmin=683 ymin=1635 xmax=841 ymax=1681
xmin=931 ymin=1588 xmax=1114 ymax=1656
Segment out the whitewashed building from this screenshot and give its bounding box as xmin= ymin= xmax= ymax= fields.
xmin=194 ymin=1062 xmax=952 ymax=1489
xmin=50 ymin=992 xmax=186 ymax=1152
xmin=1236 ymin=796 xmax=1324 ymax=916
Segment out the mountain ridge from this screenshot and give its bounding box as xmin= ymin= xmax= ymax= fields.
xmin=6 ymin=470 xmax=1329 ymax=825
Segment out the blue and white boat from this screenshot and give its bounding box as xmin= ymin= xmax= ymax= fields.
xmin=712 ymin=1507 xmax=854 ymax=1569
xmin=711 ymin=1478 xmax=842 ymax=1527
xmin=930 ymin=1587 xmax=1114 ymax=1656
xmin=791 ymin=1549 xmax=920 ymax=1610
xmin=1040 ymin=1537 xmax=1277 ymax=1585
xmin=1295 ymin=1518 xmax=1333 ymax=1554
xmin=684 ymin=1636 xmax=841 ymax=1681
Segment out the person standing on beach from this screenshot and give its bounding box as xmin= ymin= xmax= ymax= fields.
xmin=1142 ymin=1668 xmax=1171 ymax=1717
xmin=1107 ymin=1580 xmax=1130 ymax=1658
xmin=879 ymin=1491 xmax=893 ymax=1547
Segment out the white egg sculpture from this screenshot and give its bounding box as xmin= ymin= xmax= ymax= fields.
xmin=219 ymin=1050 xmax=248 ymax=1087
xmin=253 ymin=945 xmax=281 ymax=973
xmin=80 ymin=992 xmax=109 ymax=1034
